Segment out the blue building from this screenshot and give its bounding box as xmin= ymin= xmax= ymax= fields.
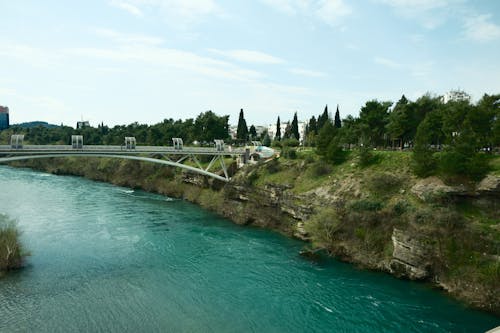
xmin=0 ymin=106 xmax=9 ymax=130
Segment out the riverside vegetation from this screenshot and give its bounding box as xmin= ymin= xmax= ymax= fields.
xmin=0 ymin=214 xmax=27 ymax=276
xmin=12 ymin=149 xmax=500 ymax=315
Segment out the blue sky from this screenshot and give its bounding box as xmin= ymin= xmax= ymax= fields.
xmin=1 ymin=0 xmax=499 ymax=127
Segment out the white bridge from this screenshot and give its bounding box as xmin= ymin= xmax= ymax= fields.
xmin=0 ymin=136 xmax=249 ymax=182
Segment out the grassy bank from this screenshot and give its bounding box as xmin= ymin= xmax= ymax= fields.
xmin=0 ymin=214 xmax=26 ymax=275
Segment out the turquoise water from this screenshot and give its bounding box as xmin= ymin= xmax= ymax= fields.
xmin=0 ymin=166 xmax=498 ymax=332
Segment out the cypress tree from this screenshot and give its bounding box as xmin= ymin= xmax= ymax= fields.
xmin=249 ymin=125 xmax=257 ymax=139
xmin=334 ymin=105 xmax=342 ymax=128
xmin=236 ymin=108 xmax=248 ymax=141
xmin=317 ymin=105 xmax=329 ymax=130
xmin=291 ymin=112 xmax=300 ymax=141
xmin=275 ymin=116 xmax=281 ymax=141
xmin=308 ymin=116 xmax=318 ymax=135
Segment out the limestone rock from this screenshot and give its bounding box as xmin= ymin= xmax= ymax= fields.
xmin=390 ymin=228 xmax=432 ymax=280
xmin=411 ymin=177 xmax=468 ymax=201
xmin=477 ymin=175 xmax=500 ymax=195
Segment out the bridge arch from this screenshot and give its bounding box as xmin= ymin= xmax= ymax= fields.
xmin=0 ymin=153 xmax=231 ymax=182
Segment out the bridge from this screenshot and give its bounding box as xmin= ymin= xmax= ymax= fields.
xmin=0 ymin=136 xmax=250 ymax=182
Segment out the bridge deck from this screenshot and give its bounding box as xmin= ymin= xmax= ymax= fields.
xmin=0 ymin=145 xmax=246 ymax=156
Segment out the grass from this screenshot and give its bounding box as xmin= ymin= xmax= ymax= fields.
xmin=489 ymin=155 xmax=500 ymax=176
xmin=0 ymin=214 xmax=27 ymax=274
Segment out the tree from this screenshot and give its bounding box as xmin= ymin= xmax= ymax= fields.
xmin=316 ymin=121 xmax=336 ymax=157
xmin=412 ymin=111 xmax=443 ymax=177
xmin=334 ymin=105 xmax=341 ymax=128
xmin=275 ymin=116 xmax=281 ymax=141
xmin=308 ymin=116 xmax=318 ymax=135
xmin=386 ymin=95 xmax=413 ymax=149
xmin=283 ymin=123 xmax=292 ymax=139
xmin=317 ymin=105 xmax=329 ymax=130
xmin=262 ymin=133 xmax=271 ymax=146
xmin=249 ymin=125 xmax=257 ymax=140
xmin=236 ymin=108 xmax=248 ymax=142
xmin=359 ymin=100 xmax=392 ymax=147
xmin=291 ymin=112 xmax=300 ymax=141
xmin=194 ymin=111 xmax=229 ymax=143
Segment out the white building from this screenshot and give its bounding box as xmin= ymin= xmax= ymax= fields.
xmin=267 ymin=121 xmax=307 ymax=144
xmin=441 ymin=90 xmax=471 ymax=104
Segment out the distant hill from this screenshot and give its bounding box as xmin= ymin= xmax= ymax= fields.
xmin=13 ymin=121 xmax=60 ymax=129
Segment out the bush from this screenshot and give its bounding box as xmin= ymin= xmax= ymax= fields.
xmin=412 ymin=146 xmax=437 ymax=177
xmin=265 ymin=159 xmax=281 ymax=174
xmin=325 ymin=139 xmax=347 ymax=165
xmin=311 ymin=161 xmax=332 ymax=177
xmin=357 ymin=145 xmax=377 ymax=167
xmin=350 ymin=200 xmax=383 ymax=212
xmin=0 ymin=214 xmax=26 ymax=272
xmin=304 ymin=208 xmax=342 ymax=245
xmin=281 ymin=138 xmax=300 ymax=147
xmin=282 ymin=147 xmax=297 ymax=159
xmin=366 ymin=172 xmax=403 ymax=196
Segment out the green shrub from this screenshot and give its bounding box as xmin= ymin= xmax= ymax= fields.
xmin=326 ymin=139 xmax=347 ymax=165
xmin=0 ymin=214 xmax=26 ymax=272
xmin=311 ymin=161 xmax=332 ymax=177
xmin=350 ymin=200 xmax=383 ymax=212
xmin=282 ymin=147 xmax=297 ymax=159
xmin=281 ymin=138 xmax=300 ymax=147
xmin=304 ymin=208 xmax=342 ymax=245
xmin=357 ymin=146 xmax=378 ymax=167
xmin=366 ymin=172 xmax=403 ymax=196
xmin=393 ymin=201 xmax=410 ymax=216
xmin=265 ymin=159 xmax=281 ymax=174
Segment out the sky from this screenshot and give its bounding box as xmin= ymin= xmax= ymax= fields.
xmin=1 ymin=0 xmax=499 ymax=128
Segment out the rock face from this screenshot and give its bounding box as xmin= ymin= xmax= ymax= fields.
xmin=390 ymin=228 xmax=432 ymax=280
xmin=220 ymin=183 xmax=313 ymax=233
xmin=477 ymin=175 xmax=500 ymax=194
xmin=411 ymin=177 xmax=468 ymax=201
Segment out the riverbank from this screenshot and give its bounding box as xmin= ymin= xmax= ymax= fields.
xmin=10 ymin=151 xmax=500 ymax=315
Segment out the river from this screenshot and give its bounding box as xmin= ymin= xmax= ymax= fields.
xmin=0 ymin=166 xmax=498 ymax=332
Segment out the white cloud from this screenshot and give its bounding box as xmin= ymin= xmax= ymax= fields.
xmin=66 ymin=45 xmax=267 ymax=83
xmin=377 ymin=0 xmax=456 ymax=29
xmin=208 ymin=49 xmax=285 ymax=64
xmin=259 ymin=0 xmax=309 ymax=15
xmin=0 ymin=43 xmax=62 ymax=68
xmin=260 ymin=0 xmax=351 ymax=27
xmin=289 ymin=68 xmax=326 ymax=77
xmin=114 ymin=0 xmax=220 ymax=27
xmin=316 ymin=0 xmax=351 ymax=26
xmin=374 ymin=57 xmax=402 ymax=69
xmin=94 ymin=28 xmax=164 ymax=46
xmin=110 ymin=1 xmax=144 ymax=17
xmin=378 ymin=0 xmax=450 ymax=11
xmin=464 ymin=14 xmax=500 ymax=42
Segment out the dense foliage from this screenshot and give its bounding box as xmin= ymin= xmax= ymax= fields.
xmin=303 ymin=93 xmax=499 ymax=179
xmin=0 ymin=111 xmax=230 ymax=146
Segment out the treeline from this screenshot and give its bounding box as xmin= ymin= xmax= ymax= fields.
xmin=1 ymin=111 xmax=230 ymax=146
xmin=299 ymin=93 xmax=499 ymax=180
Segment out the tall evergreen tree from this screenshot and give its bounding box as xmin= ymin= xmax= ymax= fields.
xmin=317 ymin=105 xmax=329 ymax=130
xmin=236 ymin=108 xmax=248 ymax=141
xmin=334 ymin=105 xmax=342 ymax=128
xmin=308 ymin=116 xmax=318 ymax=135
xmin=291 ymin=112 xmax=300 ymax=141
xmin=249 ymin=125 xmax=257 ymax=140
xmin=275 ymin=116 xmax=281 ymax=141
